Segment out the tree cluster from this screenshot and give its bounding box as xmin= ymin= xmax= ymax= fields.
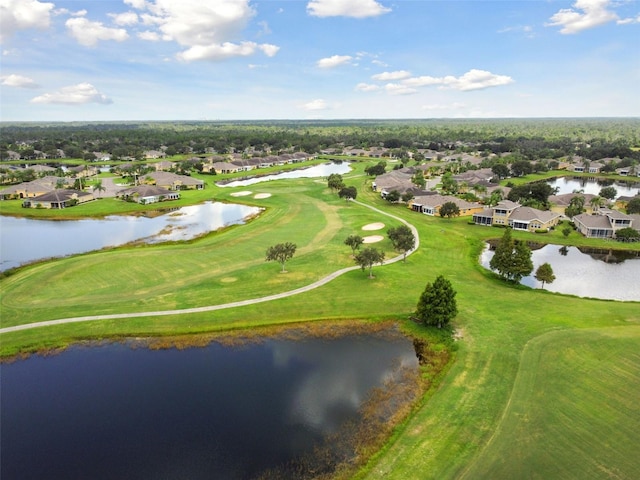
xmin=489 ymin=228 xmax=533 ymax=283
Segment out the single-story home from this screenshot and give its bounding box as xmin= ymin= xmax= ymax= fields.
xmin=117 ymin=185 xmax=180 ymax=204
xmin=472 ymin=200 xmax=561 ymax=232
xmin=409 ymin=194 xmax=484 ymax=217
xmin=141 ymin=171 xmax=205 ymax=190
xmin=572 ymin=209 xmax=633 ymax=238
xmin=22 ymin=189 xmax=93 ymax=209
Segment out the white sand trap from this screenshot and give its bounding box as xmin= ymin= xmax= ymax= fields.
xmin=362 ymin=222 xmax=385 ymax=231
xmin=362 ymin=235 xmax=384 ymax=243
xmin=230 ymin=191 xmax=252 ymax=197
xmin=254 ymin=193 xmax=272 ymax=199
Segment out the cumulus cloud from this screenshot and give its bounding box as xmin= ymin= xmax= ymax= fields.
xmin=384 ymin=83 xmax=417 ymax=95
xmin=355 ymin=82 xmax=380 ymax=92
xmin=66 ymin=17 xmax=129 ymax=46
xmin=137 ymin=30 xmax=160 ymax=41
xmin=1 ymin=73 xmax=40 ymax=88
xmin=127 ymin=0 xmax=279 ymax=62
xmin=300 ymin=99 xmax=328 ymax=111
xmin=307 ymin=0 xmax=391 ymax=18
xmin=108 ymin=11 xmax=139 ymax=26
xmin=30 ymin=83 xmax=113 ymax=105
xmin=546 ymin=0 xmax=620 ymax=34
xmin=317 ymin=54 xmax=353 ymax=68
xmin=0 ymin=0 xmax=54 ymax=43
xmin=422 ymin=102 xmax=466 ymax=111
xmin=371 ymin=70 xmax=411 ymax=81
xmin=403 ymin=69 xmax=514 ymax=91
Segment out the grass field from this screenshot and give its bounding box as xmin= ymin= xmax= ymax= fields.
xmin=1 ymin=161 xmax=639 ymax=479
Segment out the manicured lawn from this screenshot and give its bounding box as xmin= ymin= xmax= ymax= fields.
xmin=1 ymin=162 xmax=639 ymax=479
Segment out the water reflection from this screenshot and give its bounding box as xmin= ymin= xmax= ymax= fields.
xmin=547 ymin=177 xmax=639 ymax=198
xmin=480 ymin=243 xmax=640 ymax=301
xmin=0 ymin=202 xmax=261 ymax=270
xmin=1 ymin=330 xmax=418 ymax=480
xmin=218 ymin=162 xmax=351 ymax=187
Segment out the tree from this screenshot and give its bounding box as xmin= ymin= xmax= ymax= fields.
xmin=338 ymin=185 xmax=357 ymax=201
xmin=384 ymin=190 xmax=401 ymax=203
xmin=413 ymin=275 xmax=458 ymax=328
xmin=265 ymin=242 xmax=297 ymax=273
xmin=535 ymin=263 xmax=556 ymax=289
xmin=489 ymin=228 xmax=533 ymax=282
xmin=615 ymin=227 xmax=640 ymax=242
xmin=387 ymin=225 xmax=415 ymax=262
xmin=401 ymin=191 xmax=414 ymax=203
xmin=439 ymin=201 xmax=460 ymax=218
xmin=441 ymin=172 xmax=458 ymax=194
xmin=491 ymin=163 xmax=510 ymax=180
xmin=344 ymin=234 xmax=364 ymax=255
xmin=564 ymin=195 xmax=585 ymax=218
xmin=510 ymin=160 xmax=533 ymax=177
xmin=354 ymin=247 xmax=385 ymax=278
xmin=589 ymin=196 xmax=605 ymax=211
xmin=365 ymin=161 xmax=386 ymax=176
xmin=93 ymin=179 xmax=106 ymax=198
xmin=599 ymin=186 xmax=617 ymax=200
xmin=411 ymin=169 xmax=426 ymax=188
xmin=327 ymin=173 xmax=344 ymax=191
xmin=626 ymin=196 xmax=640 ymax=214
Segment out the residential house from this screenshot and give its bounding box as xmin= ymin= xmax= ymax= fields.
xmin=117 ymin=185 xmax=180 ymax=204
xmin=409 ymin=194 xmax=484 ymax=217
xmin=0 ymin=176 xmax=71 ymax=199
xmin=154 ymin=161 xmax=176 ymax=171
xmin=572 ymin=208 xmax=634 ymax=238
xmin=141 ymin=171 xmax=204 ymax=190
xmin=144 ymin=150 xmax=166 ymax=159
xmin=22 ymin=189 xmax=93 ymax=209
xmin=209 ymin=162 xmax=242 ymax=174
xmin=472 ymin=200 xmax=561 ymax=232
xmin=372 ymin=168 xmax=416 ymax=197
xmin=549 ymin=193 xmax=603 ymax=215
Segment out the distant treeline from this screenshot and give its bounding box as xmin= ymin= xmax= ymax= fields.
xmin=1 ymin=118 xmax=639 ymax=161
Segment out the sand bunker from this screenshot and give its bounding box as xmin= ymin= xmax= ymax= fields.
xmin=230 ymin=191 xmax=252 ymax=197
xmin=362 ymin=235 xmax=384 ymax=243
xmin=362 ymin=222 xmax=385 ymax=231
xmin=254 ymin=193 xmax=272 ymax=199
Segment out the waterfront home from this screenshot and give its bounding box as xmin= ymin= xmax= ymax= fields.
xmin=117 ymin=185 xmax=180 ymax=204
xmin=141 ymin=172 xmax=204 ymax=190
xmin=0 ymin=176 xmax=72 ymax=200
xmin=573 ymin=209 xmax=634 ymax=238
xmin=22 ymin=189 xmax=93 ymax=209
xmin=409 ymin=194 xmax=484 ymax=217
xmin=472 ymin=200 xmax=561 ymax=232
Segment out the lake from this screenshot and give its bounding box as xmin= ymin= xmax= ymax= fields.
xmin=547 ymin=177 xmax=639 ymax=198
xmin=0 ymin=328 xmax=419 ymax=480
xmin=0 ymin=202 xmax=261 ymax=271
xmin=218 ymin=162 xmax=352 ymax=187
xmin=480 ymin=243 xmax=640 ymax=301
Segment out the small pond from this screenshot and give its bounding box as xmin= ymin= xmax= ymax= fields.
xmin=547 ymin=177 xmax=639 ymax=199
xmin=0 ymin=202 xmax=261 ymax=271
xmin=218 ymin=162 xmax=351 ymax=188
xmin=480 ymin=243 xmax=640 ymax=301
xmin=1 ymin=329 xmax=419 ymax=480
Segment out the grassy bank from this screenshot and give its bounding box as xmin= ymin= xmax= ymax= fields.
xmin=1 ymin=162 xmax=639 ymax=478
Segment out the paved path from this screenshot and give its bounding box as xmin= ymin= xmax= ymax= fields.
xmin=0 ymin=200 xmax=419 ymax=334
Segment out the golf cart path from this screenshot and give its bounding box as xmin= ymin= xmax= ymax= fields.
xmin=0 ymin=200 xmax=419 ymax=334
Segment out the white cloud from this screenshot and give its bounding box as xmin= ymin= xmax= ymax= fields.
xmin=317 ymin=55 xmax=353 ymax=68
xmin=371 ymin=70 xmax=411 ymax=81
xmin=1 ymin=73 xmax=40 ymax=88
xmin=617 ymin=14 xmax=640 ymax=25
xmin=177 ymin=41 xmax=279 ymax=62
xmin=384 ymin=83 xmax=417 ymax=96
xmin=0 ymin=0 xmax=54 ymax=43
xmin=307 ymin=0 xmax=391 ymax=18
xmin=300 ymin=99 xmax=328 ymax=110
xmin=138 ymin=30 xmax=160 ymax=41
xmin=30 ymin=83 xmax=113 ymax=105
xmin=402 ymin=69 xmax=514 ymax=91
xmin=422 ymin=102 xmax=466 ymax=111
xmin=546 ymin=0 xmax=620 ymax=34
xmin=109 ymin=11 xmax=139 ymax=26
xmin=66 ymin=17 xmax=129 ymax=46
xmin=355 ymin=82 xmax=380 ymax=92
xmin=129 ymin=0 xmax=279 ymax=62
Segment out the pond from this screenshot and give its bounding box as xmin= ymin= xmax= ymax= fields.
xmin=547 ymin=176 xmax=639 ymax=199
xmin=218 ymin=162 xmax=351 ymax=188
xmin=1 ymin=328 xmax=420 ymax=480
xmin=0 ymin=202 xmax=261 ymax=271
xmin=480 ymin=243 xmax=640 ymax=301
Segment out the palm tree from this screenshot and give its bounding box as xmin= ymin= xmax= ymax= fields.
xmin=93 ymin=179 xmax=106 ymax=198
xmin=589 ymin=195 xmax=605 ymax=212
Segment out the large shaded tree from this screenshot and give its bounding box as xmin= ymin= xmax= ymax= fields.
xmin=265 ymin=242 xmax=297 ymax=273
xmin=387 ymin=224 xmax=415 ymax=262
xmin=354 ymin=247 xmax=385 ymax=278
xmin=344 ymin=234 xmax=364 ymax=255
xmin=338 ymin=185 xmax=357 ymax=201
xmin=439 ymin=201 xmax=460 ymax=218
xmin=327 ymin=173 xmax=344 ymax=191
xmin=413 ymin=275 xmax=458 ymax=328
xmin=489 ymin=228 xmax=533 ymax=282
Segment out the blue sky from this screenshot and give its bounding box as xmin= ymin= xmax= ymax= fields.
xmin=1 ymin=0 xmax=639 ymax=121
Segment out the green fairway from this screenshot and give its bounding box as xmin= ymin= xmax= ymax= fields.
xmin=1 ymin=161 xmax=639 ymax=479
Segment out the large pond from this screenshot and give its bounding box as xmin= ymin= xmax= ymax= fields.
xmin=218 ymin=162 xmax=351 ymax=188
xmin=0 ymin=202 xmax=261 ymax=271
xmin=547 ymin=177 xmax=639 ymax=198
xmin=1 ymin=329 xmax=419 ymax=480
xmin=480 ymin=243 xmax=640 ymax=301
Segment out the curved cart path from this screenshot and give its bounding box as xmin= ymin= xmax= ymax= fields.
xmin=0 ymin=200 xmax=419 ymax=334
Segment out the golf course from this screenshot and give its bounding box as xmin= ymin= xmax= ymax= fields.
xmin=1 ymin=160 xmax=639 ymax=479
